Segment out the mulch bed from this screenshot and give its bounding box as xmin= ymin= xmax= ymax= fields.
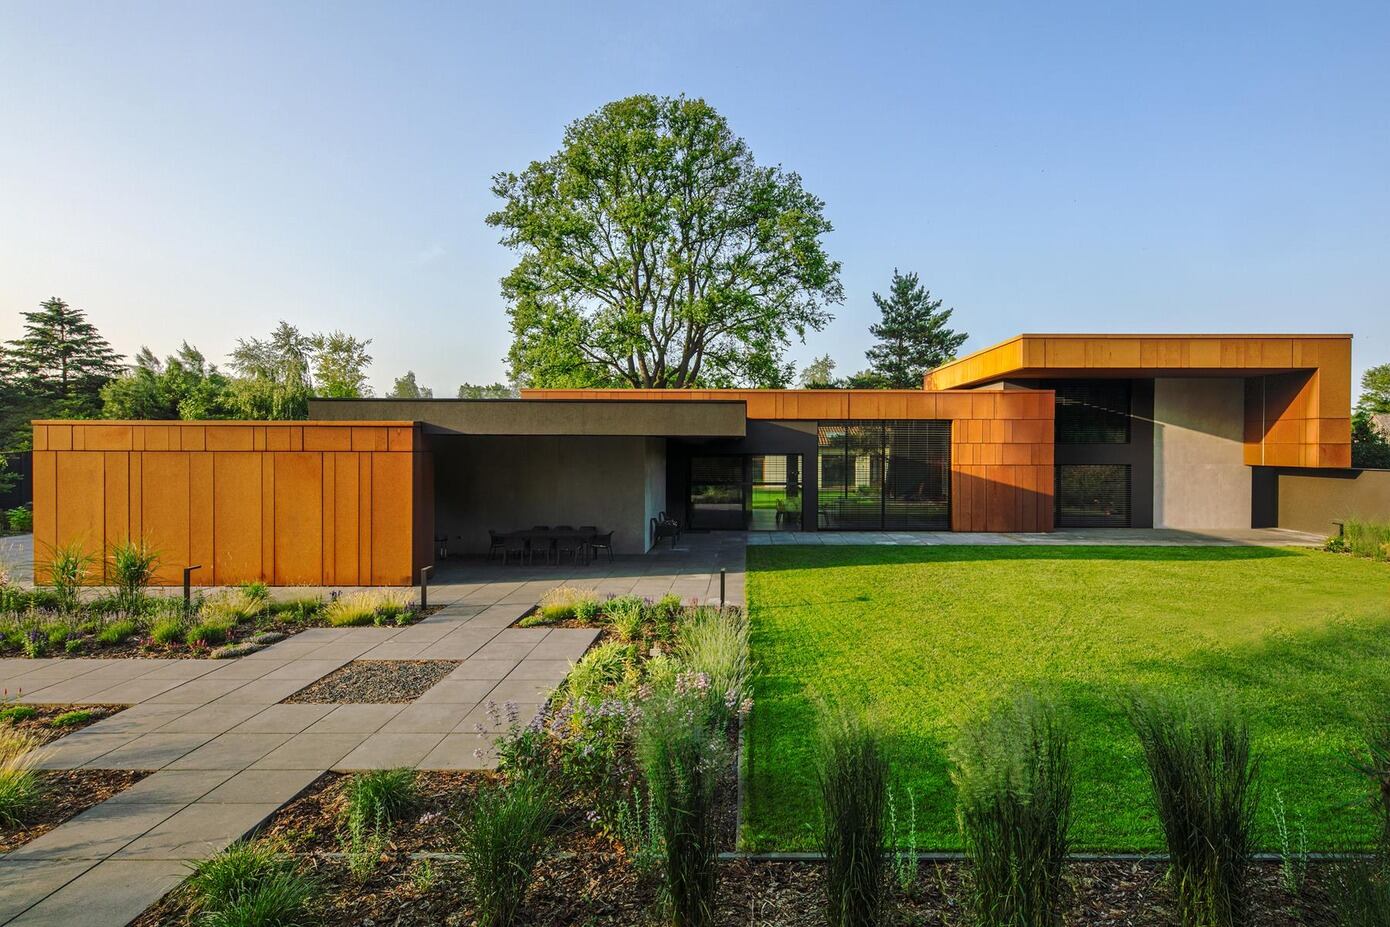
xmin=0 ymin=769 xmax=150 ymax=854
xmin=1 ymin=703 xmax=125 ymax=746
xmin=281 ymin=660 xmax=461 ymax=704
xmin=132 ymin=771 xmax=1334 ymax=926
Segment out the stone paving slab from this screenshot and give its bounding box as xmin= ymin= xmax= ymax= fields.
xmin=251 ymin=732 xmax=368 ymax=769
xmin=337 ymin=731 xmax=448 ymax=769
xmin=6 ymin=802 xmax=184 ymax=861
xmin=102 ymin=769 xmax=237 ymax=806
xmin=0 ymin=859 xmax=95 ymax=924
xmin=4 ymin=859 xmax=189 ymax=927
xmin=198 ymin=768 xmax=322 ymax=804
xmin=228 ymin=703 xmax=335 ymax=733
xmin=88 ymin=731 xmax=215 ymax=770
xmin=303 ymin=704 xmax=404 ymax=733
xmin=164 ymin=732 xmax=295 ymax=770
xmin=112 ymin=801 xmax=282 ymax=860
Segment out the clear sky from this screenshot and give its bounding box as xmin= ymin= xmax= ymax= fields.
xmin=2 ymin=1 xmax=1387 ymax=396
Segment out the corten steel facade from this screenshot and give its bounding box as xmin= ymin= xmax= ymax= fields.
xmin=31 ymin=421 xmax=432 ymax=586
xmin=29 ymin=332 xmax=1365 ymax=585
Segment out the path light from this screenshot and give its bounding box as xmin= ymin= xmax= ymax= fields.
xmin=419 ymin=564 xmax=434 ymax=610
xmin=720 ymin=568 xmax=726 ymax=608
xmin=183 ymin=564 xmax=201 ymax=612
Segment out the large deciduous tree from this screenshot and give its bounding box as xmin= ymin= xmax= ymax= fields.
xmin=389 ymin=371 xmax=433 ymax=399
xmin=864 ymin=270 xmax=967 ymax=389
xmin=101 ymin=343 xmax=235 ymax=420
xmin=308 ymin=331 xmax=373 ymax=399
xmin=488 ymin=95 xmax=843 ymax=388
xmin=1352 ymin=362 xmax=1390 ymax=468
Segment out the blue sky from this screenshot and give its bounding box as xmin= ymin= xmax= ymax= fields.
xmin=2 ymin=1 xmax=1387 ymax=395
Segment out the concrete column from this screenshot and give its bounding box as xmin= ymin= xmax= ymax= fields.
xmin=1152 ymin=378 xmax=1251 ymax=529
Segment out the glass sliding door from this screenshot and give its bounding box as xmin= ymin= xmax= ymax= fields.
xmin=817 ymin=421 xmax=950 ymax=529
xmin=688 ymin=454 xmax=804 ymax=530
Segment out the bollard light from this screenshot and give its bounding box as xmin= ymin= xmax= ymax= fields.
xmin=183 ymin=565 xmax=202 ymax=612
xmin=419 ymin=564 xmax=434 ymax=611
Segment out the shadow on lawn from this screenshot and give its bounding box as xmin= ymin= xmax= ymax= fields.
xmin=745 ymin=543 xmax=1301 ymax=572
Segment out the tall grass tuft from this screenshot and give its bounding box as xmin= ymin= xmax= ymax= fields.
xmin=457 ymin=776 xmax=556 ymax=927
xmin=45 ymin=541 xmax=94 ymax=612
xmin=0 ymin=728 xmax=43 ymax=825
xmin=676 ymin=607 xmax=750 ymax=727
xmin=342 ymin=768 xmax=417 ymax=828
xmin=185 ymin=840 xmax=314 ymax=926
xmin=1329 ymin=858 xmax=1390 ymax=927
xmin=1130 ymin=694 xmax=1258 ymax=927
xmin=108 ymin=538 xmax=159 ymax=612
xmin=1343 ymin=519 xmax=1390 ymax=562
xmin=638 ymin=678 xmax=729 ymax=927
xmin=817 ymin=705 xmax=888 ymax=927
xmin=952 ymin=694 xmax=1073 ymax=927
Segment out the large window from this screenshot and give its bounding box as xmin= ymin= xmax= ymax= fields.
xmin=817 ymin=421 xmax=950 ymax=530
xmin=688 ymin=455 xmax=803 ymax=530
xmin=1056 ymin=464 xmax=1131 ymax=527
xmin=1055 ymin=381 xmax=1132 ymax=444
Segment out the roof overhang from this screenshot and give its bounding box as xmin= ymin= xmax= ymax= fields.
xmin=924 ymin=333 xmax=1352 ymax=390
xmin=308 ymin=398 xmax=747 ymax=438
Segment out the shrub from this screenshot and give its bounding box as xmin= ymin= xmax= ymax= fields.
xmin=51 ymin=708 xmax=101 ymax=728
xmin=817 ymin=706 xmax=888 ymax=927
xmin=638 ymin=678 xmax=729 ymax=927
xmin=265 ymin=595 xmax=321 ymax=623
xmin=322 ymin=589 xmax=412 ymax=628
xmin=563 ymin=641 xmax=636 ymax=703
xmin=185 ymin=620 xmax=232 ymax=648
xmin=457 ymin=776 xmax=556 ymax=927
xmin=0 ymin=704 xmax=38 ymax=724
xmin=535 ymin=585 xmax=597 ymax=623
xmin=604 ymin=595 xmax=647 ymax=641
xmin=96 ymin=618 xmax=141 ymax=646
xmin=108 ymin=538 xmax=159 ymax=612
xmin=0 ymin=728 xmax=43 ymax=825
xmin=1130 ymin=694 xmax=1258 ymax=927
xmin=5 ymin=507 xmax=32 ymax=534
xmin=45 ymin=541 xmax=94 ymax=612
xmin=150 ymin=614 xmax=187 ymax=645
xmin=573 ymin=597 xmax=601 ymax=622
xmin=343 ymin=768 xmax=417 ymax=829
xmin=239 ymin=581 xmax=270 ymax=604
xmin=186 ymin=840 xmax=314 ymax=925
xmin=952 ymin=694 xmax=1073 ymax=927
xmin=371 ymin=588 xmax=415 ymax=626
xmin=676 ymin=607 xmax=751 ymax=727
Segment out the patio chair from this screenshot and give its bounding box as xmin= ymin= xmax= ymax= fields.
xmin=502 ymin=533 xmax=531 ymax=566
xmin=651 ymin=516 xmax=680 ymax=547
xmin=554 ymin=532 xmax=586 ymax=566
xmin=589 ymin=530 xmax=615 ymax=562
xmin=486 ymin=530 xmax=505 ymax=561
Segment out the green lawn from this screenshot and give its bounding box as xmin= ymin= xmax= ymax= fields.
xmin=744 ymin=544 xmax=1390 ymax=852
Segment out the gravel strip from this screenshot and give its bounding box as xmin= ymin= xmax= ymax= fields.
xmin=281 ymin=660 xmax=461 ymax=704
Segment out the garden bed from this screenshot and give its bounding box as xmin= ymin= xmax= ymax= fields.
xmin=0 ymin=583 xmax=437 ymax=659
xmin=132 ymin=768 xmax=1329 ymax=926
xmin=0 ymin=769 xmax=149 ymax=854
xmin=0 ymin=702 xmax=123 ymax=744
xmin=282 ymin=660 xmax=461 ymax=704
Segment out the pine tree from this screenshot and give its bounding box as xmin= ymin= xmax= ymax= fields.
xmin=3 ymin=297 xmax=123 ymax=418
xmin=864 ymin=270 xmax=967 ymax=389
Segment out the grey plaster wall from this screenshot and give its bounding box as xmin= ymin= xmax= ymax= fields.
xmin=1152 ymin=378 xmax=1251 ymax=529
xmin=432 ymin=435 xmax=661 ymax=555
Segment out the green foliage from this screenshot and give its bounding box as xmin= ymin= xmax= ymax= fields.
xmin=1351 ymin=710 xmax=1390 ymax=856
xmin=108 ymin=538 xmax=159 ymax=611
xmin=573 ymin=597 xmax=601 ymax=622
xmin=388 ymin=370 xmax=432 ymax=399
xmin=96 ymin=618 xmax=140 ymax=645
xmin=457 ymin=777 xmax=556 ymax=927
xmin=1357 ymin=363 xmax=1390 ymax=415
xmin=563 ymin=641 xmax=637 ymax=704
xmin=45 ymin=541 xmax=94 ymax=612
xmin=864 ymin=268 xmax=968 ymax=388
xmin=306 ymin=330 xmax=373 ymax=399
xmin=1342 ymin=520 xmax=1390 ymax=562
xmin=637 ymin=677 xmax=728 ymax=927
xmin=100 ymin=343 xmax=236 ymax=420
xmin=817 ymin=706 xmax=888 ymax=927
xmin=488 ymin=94 xmax=842 ymax=389
xmin=186 ymin=620 xmax=232 ymax=648
xmin=186 ymin=840 xmax=314 ymax=926
xmin=1352 ymin=411 xmax=1390 ymax=469
xmin=201 ymin=589 xmax=265 ymax=625
xmin=342 ymin=768 xmax=417 ymax=829
xmin=1130 ymin=694 xmax=1258 ymax=927
xmin=952 ymin=694 xmax=1073 ymax=927
xmin=533 ymin=585 xmax=597 ymax=624
xmin=1 ymin=297 xmax=123 ymax=434
xmin=675 ymin=607 xmax=751 ymax=727
xmin=798 ymin=353 xmax=838 ymax=388
xmin=239 ymin=581 xmax=270 ymax=604
xmin=226 ymin=322 xmax=313 ymax=420
xmin=0 ymin=728 xmax=42 ymax=825
xmin=150 ymin=614 xmax=187 ymax=645
xmin=0 ymin=704 xmax=37 ymax=724
xmin=5 ymin=507 xmax=32 ymax=533
xmin=457 ymin=382 xmax=515 ymax=399
xmin=1329 ymin=858 xmax=1390 ymax=927
xmin=323 ymin=589 xmax=411 ymax=628
xmin=51 ymin=708 xmax=100 ymax=727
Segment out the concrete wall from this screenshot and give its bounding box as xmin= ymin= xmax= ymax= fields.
xmin=1152 ymin=378 xmax=1251 ymax=529
xmin=432 ymin=435 xmax=659 ymax=555
xmin=1256 ymin=467 xmax=1390 ymax=535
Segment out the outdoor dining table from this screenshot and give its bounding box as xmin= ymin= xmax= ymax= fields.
xmin=500 ymin=528 xmax=598 ymax=565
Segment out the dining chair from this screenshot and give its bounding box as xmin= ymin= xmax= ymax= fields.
xmin=487 ymin=529 xmax=505 ymax=561
xmin=588 ymin=530 xmax=615 ymax=563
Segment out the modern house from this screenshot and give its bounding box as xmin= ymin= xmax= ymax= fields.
xmin=29 ymin=333 xmax=1388 ymax=585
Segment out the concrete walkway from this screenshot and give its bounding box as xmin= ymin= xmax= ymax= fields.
xmin=0 ymin=539 xmax=744 ymax=926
